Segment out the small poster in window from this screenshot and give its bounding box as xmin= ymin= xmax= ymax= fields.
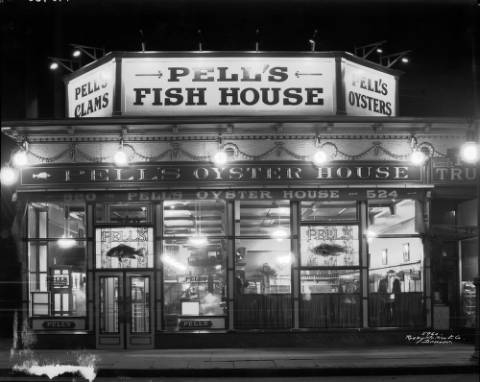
xmin=402 ymin=243 xmax=410 ymax=262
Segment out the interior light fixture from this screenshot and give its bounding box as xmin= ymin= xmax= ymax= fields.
xmin=57 ymin=235 xmax=76 ymax=249
xmin=161 ymin=254 xmax=187 ymax=271
xmin=271 ymin=227 xmax=289 ymax=241
xmin=12 ymin=150 xmax=28 ymax=167
xmin=271 ymin=203 xmax=289 ymax=241
xmin=188 ymin=234 xmax=208 ymax=247
xmin=277 ymin=253 xmax=293 ymax=265
xmin=365 ymin=229 xmax=377 ymax=244
xmin=460 ymin=141 xmax=479 ymax=163
xmin=189 ymin=202 xmax=208 ymax=247
xmin=0 ymin=166 xmax=18 ymax=186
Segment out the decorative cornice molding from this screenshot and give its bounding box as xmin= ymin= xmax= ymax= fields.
xmin=24 ymin=140 xmax=448 ymax=164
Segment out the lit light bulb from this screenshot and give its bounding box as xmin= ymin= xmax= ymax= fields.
xmin=12 ymin=151 xmax=28 ymax=167
xmin=376 ymin=48 xmax=383 ymax=54
xmin=0 ymin=167 xmax=18 ymax=186
xmin=365 ymin=229 xmax=377 ymax=244
xmin=57 ymin=235 xmax=76 ymax=249
xmin=49 ymin=62 xmax=59 ymax=70
xmin=410 ymin=150 xmax=427 ymax=166
xmin=401 ymin=57 xmax=409 ymax=63
xmin=113 ymin=149 xmax=129 ymax=166
xmin=271 ymin=227 xmax=289 ymax=241
xmin=460 ymin=141 xmax=479 ymax=164
xmin=312 ymin=149 xmax=328 ymax=166
xmin=72 ymin=49 xmax=81 ymax=58
xmin=213 ymin=150 xmax=228 ymax=166
xmin=189 ymin=234 xmax=208 ymax=247
xmin=161 ymin=254 xmax=187 ymax=271
xmin=277 ymin=253 xmax=293 ymax=265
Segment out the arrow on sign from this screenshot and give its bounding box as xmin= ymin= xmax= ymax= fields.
xmin=295 ymin=71 xmax=323 ymax=78
xmin=135 ymin=70 xmax=163 ymax=78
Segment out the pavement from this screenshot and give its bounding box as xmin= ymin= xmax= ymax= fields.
xmin=0 ymin=340 xmax=478 ymax=380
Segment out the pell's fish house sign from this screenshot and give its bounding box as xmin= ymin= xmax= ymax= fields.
xmin=66 ymin=52 xmax=399 ymax=118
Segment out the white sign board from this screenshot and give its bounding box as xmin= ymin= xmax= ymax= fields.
xmin=342 ymin=59 xmax=397 ymax=116
xmin=67 ymin=60 xmax=115 ymax=118
xmin=121 ymin=57 xmax=336 ymax=116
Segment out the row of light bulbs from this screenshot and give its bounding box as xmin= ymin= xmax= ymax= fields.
xmin=2 ymin=139 xmax=479 ymax=186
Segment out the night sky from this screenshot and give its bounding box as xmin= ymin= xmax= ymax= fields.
xmin=1 ymin=0 xmax=478 ymax=120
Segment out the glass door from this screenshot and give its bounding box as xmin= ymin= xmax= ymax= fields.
xmin=125 ymin=272 xmax=154 ymax=348
xmin=96 ymin=271 xmax=154 ymax=349
xmin=96 ymin=272 xmax=124 ymax=348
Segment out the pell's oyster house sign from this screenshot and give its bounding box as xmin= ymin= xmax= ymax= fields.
xmin=20 ymin=162 xmax=421 ymax=188
xmin=65 ymin=53 xmax=398 ymax=117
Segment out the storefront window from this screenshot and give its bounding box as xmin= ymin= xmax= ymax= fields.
xmin=162 ymin=238 xmax=227 ymax=331
xmin=368 ymin=199 xmax=424 ymax=327
xmin=301 ymin=201 xmax=357 ymax=221
xmin=96 ymin=227 xmax=154 ymax=268
xmin=299 ymin=201 xmax=360 ymax=328
xmin=238 ymin=200 xmax=290 ymax=237
xmin=163 ymin=200 xmax=225 ymax=236
xmin=95 ymin=203 xmax=150 ymax=224
xmin=234 ymin=238 xmax=292 ymax=329
xmin=234 ymin=200 xmax=292 ymax=329
xmin=28 ymin=202 xmax=86 ymax=238
xmin=300 ymin=269 xmax=360 ymax=327
xmin=28 ymin=202 xmax=86 ymax=317
xmin=368 ymin=199 xmax=422 ymax=235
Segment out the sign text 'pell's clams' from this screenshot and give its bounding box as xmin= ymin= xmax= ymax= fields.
xmin=67 ymin=60 xmax=115 ymax=118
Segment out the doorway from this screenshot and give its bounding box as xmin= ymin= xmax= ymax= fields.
xmin=95 ymin=271 xmax=154 ymax=349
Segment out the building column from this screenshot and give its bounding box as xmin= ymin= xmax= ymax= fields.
xmin=360 ymin=201 xmax=369 ymax=328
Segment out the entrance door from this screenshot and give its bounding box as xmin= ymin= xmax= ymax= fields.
xmin=96 ymin=271 xmax=154 ymax=349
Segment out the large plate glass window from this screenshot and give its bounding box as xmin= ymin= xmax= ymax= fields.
xmin=234 ymin=201 xmax=292 ymax=329
xmin=299 ymin=201 xmax=361 ymax=328
xmin=368 ymin=199 xmax=425 ymax=327
xmin=162 ymin=200 xmax=227 ymax=331
xmin=27 ymin=202 xmax=86 ymax=318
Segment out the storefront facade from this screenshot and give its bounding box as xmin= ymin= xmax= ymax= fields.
xmin=1 ymin=52 xmax=477 ymax=348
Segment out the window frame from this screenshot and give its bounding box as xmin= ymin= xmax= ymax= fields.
xmin=298 ymin=201 xmax=362 ymax=328
xmin=27 ymin=201 xmax=88 ymax=319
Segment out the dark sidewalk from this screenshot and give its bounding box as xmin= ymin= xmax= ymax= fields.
xmin=1 ymin=341 xmax=478 ymax=380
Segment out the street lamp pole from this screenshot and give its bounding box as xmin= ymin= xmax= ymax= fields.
xmin=474 ymin=119 xmax=480 ymax=361
xmin=472 ymin=1 xmax=479 ymax=362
